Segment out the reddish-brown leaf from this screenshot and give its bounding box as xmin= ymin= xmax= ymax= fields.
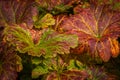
xmin=0 ymin=43 xmax=19 ymax=80
xmin=35 ymin=0 xmax=81 ymax=10
xmin=90 ymin=0 xmax=120 ymax=5
xmin=60 ymin=5 xmax=120 ymax=62
xmin=0 ymin=0 xmax=36 ymax=28
xmin=46 ymin=70 xmax=89 ymax=80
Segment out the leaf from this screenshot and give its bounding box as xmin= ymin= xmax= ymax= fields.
xmin=32 ymin=57 xmax=42 ymax=65
xmin=90 ymin=0 xmax=120 ymax=5
xmin=0 ymin=43 xmax=20 ymax=80
xmin=32 ymin=65 xmax=49 ymax=79
xmin=0 ymin=0 xmax=36 ymax=28
xmin=16 ymin=55 xmax=23 ymax=72
xmin=67 ymin=59 xmax=85 ymax=70
xmin=112 ymin=2 xmax=120 ymax=10
xmin=88 ymin=67 xmax=108 ymax=80
xmin=4 ymin=25 xmax=43 ymax=57
xmin=34 ymin=13 xmax=55 ymax=29
xmin=60 ymin=4 xmax=120 ymax=62
xmin=35 ymin=0 xmax=80 ymax=10
xmin=51 ymin=4 xmax=72 ymax=15
xmin=90 ymin=0 xmax=120 ymax=10
xmin=35 ymin=0 xmax=62 ymax=11
xmin=37 ymin=28 xmax=78 ymax=56
xmin=4 ymin=25 xmax=34 ymax=53
xmin=46 ymin=70 xmax=89 ymax=80
xmin=46 ymin=63 xmax=108 ymax=80
xmin=5 ymin=24 xmax=78 ymax=57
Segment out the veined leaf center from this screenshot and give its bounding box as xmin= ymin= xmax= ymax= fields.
xmin=96 ymin=34 xmax=102 ymax=39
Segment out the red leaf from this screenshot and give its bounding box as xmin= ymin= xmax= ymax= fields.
xmin=60 ymin=5 xmax=120 ymax=62
xmin=0 ymin=0 xmax=36 ymax=28
xmin=46 ymin=70 xmax=89 ymax=80
xmin=0 ymin=43 xmax=18 ymax=80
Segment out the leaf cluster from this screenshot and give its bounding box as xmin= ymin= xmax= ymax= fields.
xmin=0 ymin=0 xmax=120 ymax=80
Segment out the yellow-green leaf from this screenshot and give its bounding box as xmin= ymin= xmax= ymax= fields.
xmin=34 ymin=13 xmax=55 ymax=29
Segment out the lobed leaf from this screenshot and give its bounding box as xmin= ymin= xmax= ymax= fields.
xmin=0 ymin=0 xmax=36 ymax=28
xmin=0 ymin=43 xmax=22 ymax=80
xmin=37 ymin=28 xmax=78 ymax=56
xmin=5 ymin=24 xmax=78 ymax=57
xmin=4 ymin=25 xmax=34 ymax=53
xmin=60 ymin=4 xmax=120 ymax=62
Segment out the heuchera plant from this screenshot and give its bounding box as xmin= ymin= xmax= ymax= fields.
xmin=0 ymin=0 xmax=120 ymax=80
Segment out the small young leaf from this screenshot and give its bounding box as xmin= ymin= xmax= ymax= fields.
xmin=32 ymin=57 xmax=42 ymax=65
xmin=34 ymin=13 xmax=55 ymax=29
xmin=32 ymin=65 xmax=49 ymax=79
xmin=67 ymin=59 xmax=85 ymax=70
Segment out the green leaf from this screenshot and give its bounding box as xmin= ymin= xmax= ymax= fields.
xmin=38 ymin=29 xmax=78 ymax=55
xmin=113 ymin=2 xmax=120 ymax=10
xmin=5 ymin=25 xmax=78 ymax=57
xmin=32 ymin=65 xmax=49 ymax=79
xmin=34 ymin=13 xmax=55 ymax=29
xmin=54 ymin=34 xmax=78 ymax=48
xmin=67 ymin=59 xmax=84 ymax=70
xmin=32 ymin=57 xmax=42 ymax=65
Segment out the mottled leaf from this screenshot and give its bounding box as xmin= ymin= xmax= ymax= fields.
xmin=4 ymin=24 xmax=35 ymax=54
xmin=90 ymin=0 xmax=120 ymax=5
xmin=90 ymin=0 xmax=120 ymax=10
xmin=46 ymin=59 xmax=108 ymax=80
xmin=67 ymin=59 xmax=84 ymax=70
xmin=60 ymin=5 xmax=120 ymax=62
xmin=0 ymin=43 xmax=21 ymax=80
xmin=37 ymin=29 xmax=78 ymax=56
xmin=88 ymin=67 xmax=108 ymax=80
xmin=5 ymin=24 xmax=78 ymax=57
xmin=34 ymin=13 xmax=55 ymax=29
xmin=45 ymin=58 xmax=89 ymax=80
xmin=16 ymin=55 xmax=23 ymax=72
xmin=0 ymin=0 xmax=36 ymax=28
xmin=35 ymin=0 xmax=81 ymax=10
xmin=46 ymin=70 xmax=89 ymax=80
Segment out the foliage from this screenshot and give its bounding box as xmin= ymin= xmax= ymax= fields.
xmin=46 ymin=59 xmax=108 ymax=80
xmin=4 ymin=20 xmax=78 ymax=79
xmin=0 ymin=0 xmax=120 ymax=80
xmin=5 ymin=25 xmax=78 ymax=57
